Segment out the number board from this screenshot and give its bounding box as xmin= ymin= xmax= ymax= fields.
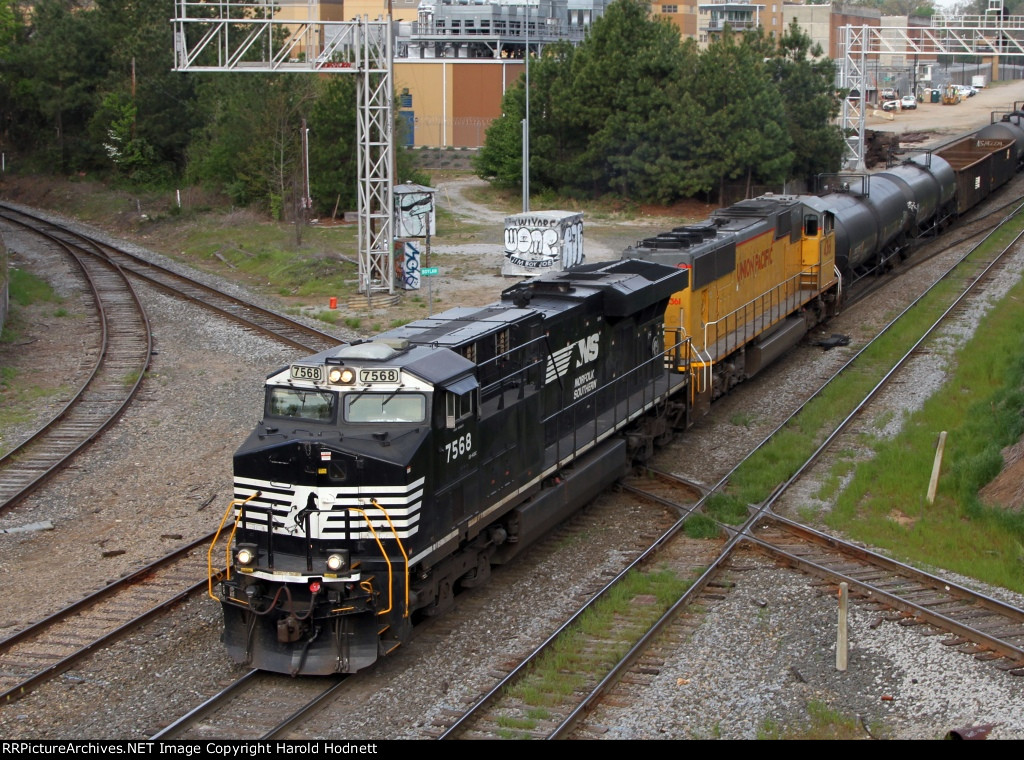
xmin=290 ymin=364 xmax=324 ymax=382
xmin=359 ymin=368 xmax=400 ymax=384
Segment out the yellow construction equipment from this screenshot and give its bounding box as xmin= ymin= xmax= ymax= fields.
xmin=942 ymin=84 xmax=961 ymax=105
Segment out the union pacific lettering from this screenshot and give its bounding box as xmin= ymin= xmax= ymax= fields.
xmin=736 ymin=246 xmax=773 ymax=283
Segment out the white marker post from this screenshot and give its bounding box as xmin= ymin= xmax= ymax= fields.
xmin=837 ymin=582 xmax=849 ymax=672
xmin=927 ymin=431 xmax=948 ymax=505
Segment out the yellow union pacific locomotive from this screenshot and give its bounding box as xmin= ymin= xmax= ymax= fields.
xmin=623 ymin=194 xmax=840 ymax=414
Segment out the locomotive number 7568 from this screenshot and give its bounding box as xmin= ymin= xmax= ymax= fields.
xmin=444 ymin=433 xmax=472 ymax=462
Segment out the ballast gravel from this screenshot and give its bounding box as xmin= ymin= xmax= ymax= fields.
xmin=1 ymin=192 xmax=1023 ymax=740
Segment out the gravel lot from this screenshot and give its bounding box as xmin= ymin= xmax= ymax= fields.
xmin=2 ymin=151 xmax=1024 ymax=739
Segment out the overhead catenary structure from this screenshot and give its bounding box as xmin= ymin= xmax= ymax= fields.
xmin=172 ymin=2 xmax=395 ymax=297
xmin=841 ymin=4 xmax=1024 ymax=170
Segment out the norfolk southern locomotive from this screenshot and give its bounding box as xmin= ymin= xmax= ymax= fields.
xmin=213 ymin=259 xmax=691 ymax=675
xmin=211 ymin=113 xmax=1024 ymax=675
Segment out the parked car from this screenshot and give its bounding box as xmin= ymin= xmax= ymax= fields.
xmin=881 ymin=87 xmax=898 ymax=99
xmin=881 ymin=99 xmax=901 ymax=112
xmin=900 ymin=95 xmax=918 ymax=110
xmin=956 ymin=84 xmax=978 ymax=97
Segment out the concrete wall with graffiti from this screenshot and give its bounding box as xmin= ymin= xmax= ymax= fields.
xmin=502 ymin=211 xmax=584 ymax=276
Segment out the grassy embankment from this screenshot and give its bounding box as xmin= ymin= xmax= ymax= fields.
xmin=0 ymin=269 xmax=69 ymax=439
xmin=703 ymin=217 xmax=1024 ymax=592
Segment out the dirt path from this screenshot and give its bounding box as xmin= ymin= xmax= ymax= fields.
xmin=434 ymin=175 xmax=510 ymax=226
xmin=867 ymin=77 xmax=1024 ymax=144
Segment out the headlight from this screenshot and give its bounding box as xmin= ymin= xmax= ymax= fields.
xmin=328 ymin=367 xmax=355 ymax=385
xmin=235 ymin=545 xmax=256 ymax=565
xmin=326 ymin=552 xmax=349 ymax=572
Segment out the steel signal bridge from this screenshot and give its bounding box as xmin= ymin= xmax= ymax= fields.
xmin=172 ymin=2 xmax=395 ymax=296
xmin=841 ymin=6 xmax=1024 ymax=170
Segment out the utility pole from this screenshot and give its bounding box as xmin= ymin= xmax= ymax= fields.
xmin=522 ymin=1 xmax=530 ymax=214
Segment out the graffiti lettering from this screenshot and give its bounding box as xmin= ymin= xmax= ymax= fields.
xmin=503 ymin=213 xmax=584 ymax=276
xmin=395 ymin=191 xmax=434 ymax=238
xmin=400 ymin=241 xmax=421 ymax=290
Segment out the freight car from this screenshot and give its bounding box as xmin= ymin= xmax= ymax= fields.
xmin=209 ymin=117 xmax=1024 ymax=676
xmin=211 ymin=259 xmax=691 ymax=675
xmin=826 ymin=115 xmax=1024 ymax=279
xmin=621 ymin=118 xmax=1024 ymax=410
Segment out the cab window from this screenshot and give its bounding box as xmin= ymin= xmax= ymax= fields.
xmin=345 ymin=393 xmax=426 ymax=423
xmin=267 ymin=387 xmax=336 ymax=422
xmin=446 ymin=389 xmax=474 ymax=429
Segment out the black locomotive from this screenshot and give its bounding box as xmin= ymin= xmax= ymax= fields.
xmin=214 ymin=259 xmax=690 ymax=675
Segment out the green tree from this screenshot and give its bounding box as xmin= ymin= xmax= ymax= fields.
xmin=0 ymin=0 xmax=24 ymax=152
xmin=477 ymin=0 xmax=703 ymax=203
xmin=307 ymin=74 xmax=359 ymax=217
xmin=475 ymin=44 xmax=584 ymax=194
xmin=562 ymin=0 xmax=691 ymax=200
xmin=767 ymin=20 xmax=845 ymax=187
xmin=522 ymin=41 xmax=588 ymax=196
xmin=476 ymin=2 xmax=847 ymax=204
xmin=90 ymin=0 xmax=199 ymax=183
xmin=96 ymin=91 xmax=155 ymax=178
xmin=7 ymin=0 xmax=110 ymax=172
xmin=475 ymin=81 xmax=526 ymax=190
xmin=188 ymin=73 xmax=318 ymax=216
xmin=694 ymin=29 xmax=793 ymax=203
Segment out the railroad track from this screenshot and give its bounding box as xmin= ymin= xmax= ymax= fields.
xmin=0 ymin=213 xmax=151 ymax=513
xmin=0 ymin=535 xmax=212 ymax=703
xmin=0 ymin=208 xmax=344 ymax=705
xmin=151 ymin=670 xmax=348 ymax=740
xmin=0 ymin=206 xmax=340 ymax=514
xmin=0 ymin=205 xmax=341 ymax=354
xmin=432 ymin=472 xmax=718 ymax=740
xmin=1 ymin=190 xmax=1020 ymax=737
xmin=749 ymin=514 xmax=1024 ymax=674
xmin=434 ymin=204 xmax=1024 ymax=739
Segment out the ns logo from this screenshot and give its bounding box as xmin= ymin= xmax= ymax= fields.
xmin=545 ymin=332 xmax=600 ymax=385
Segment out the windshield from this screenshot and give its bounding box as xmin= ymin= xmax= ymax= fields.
xmin=345 ymin=393 xmax=426 ymax=423
xmin=267 ymin=387 xmax=337 ymax=422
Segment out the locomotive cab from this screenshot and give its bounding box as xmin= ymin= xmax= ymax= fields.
xmin=220 ymin=338 xmax=481 ymax=675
